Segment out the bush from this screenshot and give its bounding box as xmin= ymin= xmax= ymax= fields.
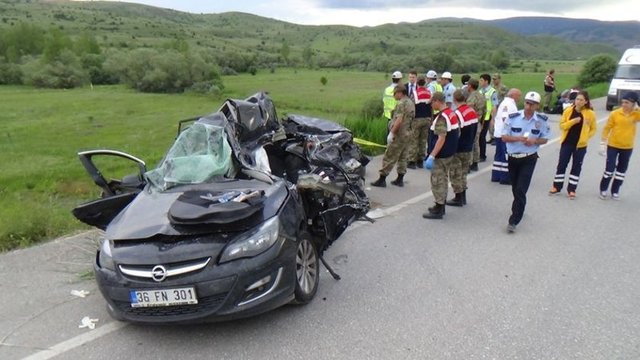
xmin=577 ymin=54 xmax=617 ymax=88
xmin=23 ymin=50 xmax=87 ymax=89
xmin=0 ymin=60 xmax=23 ymax=84
xmin=343 ymin=116 xmax=387 ymax=155
xmin=187 ymin=81 xmax=222 ymax=95
xmin=320 ymin=76 xmax=327 ymax=86
xmin=361 ymin=96 xmax=383 ymax=121
xmin=80 ymin=53 xmax=118 ymax=85
xmin=221 ymin=66 xmax=237 ymax=76
xmin=104 ymin=48 xmax=223 ymax=93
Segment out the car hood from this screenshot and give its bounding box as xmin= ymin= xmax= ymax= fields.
xmin=106 ymin=179 xmax=288 ymax=241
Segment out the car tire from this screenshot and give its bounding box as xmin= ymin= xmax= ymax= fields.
xmin=292 ymin=232 xmax=319 ymax=304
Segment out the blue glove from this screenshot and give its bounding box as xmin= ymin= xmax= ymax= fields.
xmin=424 ymin=155 xmax=435 ymax=170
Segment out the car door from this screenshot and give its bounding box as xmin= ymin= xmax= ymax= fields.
xmin=72 ymin=150 xmax=147 ymax=230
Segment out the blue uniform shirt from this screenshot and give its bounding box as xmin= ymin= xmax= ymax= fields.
xmin=443 ymin=83 xmax=457 ymax=110
xmin=502 ymin=110 xmax=551 ymax=154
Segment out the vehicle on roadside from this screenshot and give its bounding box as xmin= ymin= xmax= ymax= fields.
xmin=606 ymin=45 xmax=640 ymax=111
xmin=73 ymin=92 xmax=370 ymax=323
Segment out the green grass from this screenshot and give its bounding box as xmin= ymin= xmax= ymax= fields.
xmin=0 ymin=67 xmax=605 ymax=251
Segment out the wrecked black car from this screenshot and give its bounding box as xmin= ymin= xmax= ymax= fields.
xmin=72 ymin=92 xmax=370 ymax=323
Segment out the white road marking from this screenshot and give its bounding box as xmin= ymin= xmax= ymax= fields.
xmin=23 ymin=321 xmax=127 ymax=360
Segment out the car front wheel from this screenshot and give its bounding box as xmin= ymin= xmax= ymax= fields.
xmin=293 ymin=232 xmax=319 ymax=304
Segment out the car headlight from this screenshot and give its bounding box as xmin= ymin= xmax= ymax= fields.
xmin=220 ymin=217 xmax=280 ymax=263
xmin=98 ymin=239 xmax=115 ymax=271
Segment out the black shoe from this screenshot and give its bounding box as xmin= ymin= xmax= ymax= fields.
xmin=479 ymin=157 xmax=487 ymax=162
xmin=370 ymin=175 xmax=387 ymax=187
xmin=469 ymin=162 xmax=479 ymax=172
xmin=390 ymin=174 xmax=404 ymax=187
xmin=415 ymin=160 xmax=423 ymax=168
xmin=499 ymin=180 xmax=511 ymax=185
xmin=423 ymin=203 xmax=445 ymax=219
xmin=446 ymin=192 xmax=464 ymax=207
xmin=488 ymin=139 xmax=495 ymax=145
xmin=407 ymin=162 xmax=416 ymax=169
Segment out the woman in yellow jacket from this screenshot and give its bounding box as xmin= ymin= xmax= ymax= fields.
xmin=599 ymin=92 xmax=640 ymax=200
xmin=549 ymin=91 xmax=597 ymax=199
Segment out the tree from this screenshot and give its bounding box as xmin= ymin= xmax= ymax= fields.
xmin=42 ymin=28 xmax=72 ymax=63
xmin=577 ymin=54 xmax=617 ymax=88
xmin=0 ymin=23 xmax=45 ymax=62
xmin=302 ymin=46 xmax=313 ymax=68
xmin=74 ymin=33 xmax=101 ymax=55
xmin=280 ymin=42 xmax=290 ymax=65
xmin=490 ymin=49 xmax=510 ymax=70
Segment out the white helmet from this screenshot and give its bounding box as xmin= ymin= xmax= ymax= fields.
xmin=426 ymin=70 xmax=437 ymax=79
xmin=392 ymin=71 xmax=403 ymax=79
xmin=441 ymin=71 xmax=452 ymax=80
xmin=524 ymin=91 xmax=541 ymax=104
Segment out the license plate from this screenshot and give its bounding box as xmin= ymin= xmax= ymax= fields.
xmin=129 ymin=287 xmax=198 ymax=308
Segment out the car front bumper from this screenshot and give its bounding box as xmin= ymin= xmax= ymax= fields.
xmin=94 ymin=237 xmax=297 ymax=324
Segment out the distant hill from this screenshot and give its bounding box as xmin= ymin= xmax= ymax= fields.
xmin=486 ymin=17 xmax=640 ymax=52
xmin=0 ymin=0 xmax=626 ymax=73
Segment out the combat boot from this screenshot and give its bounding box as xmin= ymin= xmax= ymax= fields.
xmin=390 ymin=174 xmax=404 ymax=187
xmin=469 ymin=162 xmax=479 ymax=172
xmin=407 ymin=162 xmax=416 ymax=169
xmin=461 ymin=190 xmax=467 ymax=205
xmin=446 ymin=192 xmax=464 ymax=207
xmin=370 ymin=175 xmax=387 ymax=188
xmin=423 ymin=203 xmax=445 ymax=219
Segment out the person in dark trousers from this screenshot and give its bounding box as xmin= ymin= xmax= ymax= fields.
xmin=549 ymin=90 xmax=597 ymax=199
xmin=543 ymin=69 xmax=556 ymax=112
xmin=598 ymin=91 xmax=640 ymax=200
xmin=446 ymin=89 xmax=478 ymax=207
xmin=501 ymin=91 xmax=550 ymax=233
xmin=423 ymin=92 xmax=459 ymax=219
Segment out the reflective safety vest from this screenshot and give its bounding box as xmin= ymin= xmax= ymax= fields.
xmin=428 ymin=81 xmax=444 ymax=115
xmin=482 ymin=86 xmax=496 ymax=121
xmin=383 ymin=84 xmax=396 ymax=120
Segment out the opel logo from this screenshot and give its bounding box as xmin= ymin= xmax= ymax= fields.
xmin=151 ymin=265 xmax=167 ymax=282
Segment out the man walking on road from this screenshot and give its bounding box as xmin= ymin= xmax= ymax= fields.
xmin=501 ymin=91 xmax=550 ymax=233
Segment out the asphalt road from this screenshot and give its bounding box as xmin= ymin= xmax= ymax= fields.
xmin=2 ymin=97 xmax=640 ymax=360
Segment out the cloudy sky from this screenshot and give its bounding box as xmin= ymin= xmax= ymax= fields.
xmin=104 ymin=0 xmax=638 ymax=26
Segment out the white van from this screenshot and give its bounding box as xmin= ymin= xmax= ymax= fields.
xmin=606 ymin=46 xmax=640 ymax=111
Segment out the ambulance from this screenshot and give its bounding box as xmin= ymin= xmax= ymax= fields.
xmin=606 ymin=46 xmax=640 ymax=110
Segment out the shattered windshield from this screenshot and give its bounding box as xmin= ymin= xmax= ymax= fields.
xmin=145 ymin=123 xmax=234 ymax=191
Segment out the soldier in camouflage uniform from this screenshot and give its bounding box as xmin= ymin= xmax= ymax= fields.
xmin=465 ymin=78 xmax=486 ymax=172
xmin=371 ymin=85 xmax=416 ymax=187
xmin=407 ymin=76 xmax=432 ymax=169
xmin=422 ymin=92 xmax=459 ymax=219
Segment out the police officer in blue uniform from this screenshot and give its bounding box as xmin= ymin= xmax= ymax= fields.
xmin=501 ymin=91 xmax=551 ymax=233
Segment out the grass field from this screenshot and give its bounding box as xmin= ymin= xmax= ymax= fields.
xmin=0 ymin=67 xmax=596 ymax=251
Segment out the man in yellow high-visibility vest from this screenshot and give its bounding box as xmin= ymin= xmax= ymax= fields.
xmin=479 ymin=73 xmax=499 ymax=163
xmin=383 ymin=71 xmax=403 ymax=127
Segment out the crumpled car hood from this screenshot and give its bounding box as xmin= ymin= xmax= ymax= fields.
xmin=106 ymin=179 xmax=287 ymax=241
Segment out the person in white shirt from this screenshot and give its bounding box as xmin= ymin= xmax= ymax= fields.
xmin=491 ymin=88 xmax=522 ymax=184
